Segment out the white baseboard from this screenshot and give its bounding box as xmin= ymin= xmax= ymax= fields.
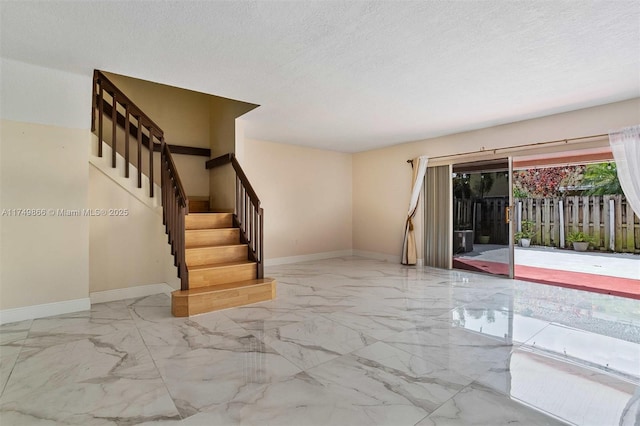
xmin=0 ymin=298 xmax=91 ymax=325
xmin=265 ymin=250 xmax=354 ymax=266
xmin=265 ymin=250 xmax=418 ymax=266
xmin=90 ymin=283 xmax=174 ymax=304
xmin=352 ymin=250 xmax=401 ymax=263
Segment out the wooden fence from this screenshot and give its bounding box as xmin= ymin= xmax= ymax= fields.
xmin=516 ymin=195 xmax=640 ymax=253
xmin=454 ymin=195 xmax=640 ymax=253
xmin=454 ymin=197 xmax=509 ymax=245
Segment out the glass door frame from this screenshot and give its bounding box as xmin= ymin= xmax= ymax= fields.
xmin=507 ymin=156 xmax=514 ymax=278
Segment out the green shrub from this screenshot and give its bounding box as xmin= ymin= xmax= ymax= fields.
xmin=514 ymin=220 xmax=536 ymax=242
xmin=566 ymin=231 xmax=595 ymax=245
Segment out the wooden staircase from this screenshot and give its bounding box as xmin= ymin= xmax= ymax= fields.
xmin=92 ymin=71 xmax=273 ymax=318
xmin=171 ymin=210 xmax=276 ymax=317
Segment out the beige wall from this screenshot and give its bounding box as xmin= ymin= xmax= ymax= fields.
xmin=0 ymin=60 xmax=184 ymax=315
xmin=353 ymin=98 xmax=640 ymax=261
xmin=242 ymin=138 xmax=353 ymax=260
xmin=101 ymin=72 xmax=258 ymax=203
xmin=208 ymin=96 xmax=258 ymax=211
xmin=353 ymin=145 xmax=415 ymax=262
xmin=88 ymin=165 xmax=178 ymax=293
xmin=104 ymin=72 xmax=211 ymax=149
xmin=102 ymin=72 xmax=211 ymax=197
xmin=0 ymin=120 xmax=90 ymax=309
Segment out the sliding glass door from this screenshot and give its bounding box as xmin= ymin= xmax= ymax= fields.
xmin=452 ymin=158 xmax=514 ymax=278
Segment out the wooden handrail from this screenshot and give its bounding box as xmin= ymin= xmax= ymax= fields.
xmin=205 ymin=153 xmax=234 ymax=169
xmin=93 ymin=70 xmax=164 ymax=133
xmin=163 ymin=144 xmax=188 ymax=208
xmin=206 ymin=153 xmax=261 ymax=208
xmin=231 ymin=161 xmax=261 ymax=209
xmin=206 ymin=152 xmax=264 ymax=278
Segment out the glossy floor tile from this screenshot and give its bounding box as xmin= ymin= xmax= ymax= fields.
xmin=0 ymin=257 xmax=638 ymax=425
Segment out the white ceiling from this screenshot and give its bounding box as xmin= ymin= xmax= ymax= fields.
xmin=1 ymin=1 xmax=639 ymax=152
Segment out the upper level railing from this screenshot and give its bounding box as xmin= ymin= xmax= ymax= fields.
xmin=206 ymin=153 xmax=264 ymax=279
xmin=91 ymin=70 xmax=188 ymax=289
xmin=92 ymin=70 xmax=163 ymax=197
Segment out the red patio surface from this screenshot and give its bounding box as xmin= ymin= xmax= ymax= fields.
xmin=453 ymin=258 xmax=640 ymax=300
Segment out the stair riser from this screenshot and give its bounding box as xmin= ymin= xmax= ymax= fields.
xmin=186 ymin=245 xmax=248 ymax=267
xmin=185 ymin=229 xmax=240 ymax=248
xmin=188 ymin=200 xmax=210 ymax=213
xmin=185 ymin=213 xmax=233 ymax=230
xmin=189 ymin=264 xmax=257 ymax=288
xmin=172 ymin=282 xmax=275 ymax=316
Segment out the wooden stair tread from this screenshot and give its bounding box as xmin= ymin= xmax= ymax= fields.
xmin=173 ymin=278 xmax=276 ymax=295
xmin=186 ymin=243 xmax=246 ymax=250
xmin=189 ymin=260 xmax=255 ymax=271
xmin=186 ymin=244 xmax=249 ymax=267
xmin=185 ymin=213 xmax=233 ymax=230
xmin=185 ymin=243 xmax=240 ymax=249
xmin=185 ymin=227 xmax=237 ymax=233
xmin=185 ymin=228 xmax=240 ymax=248
xmin=186 ymin=212 xmax=232 ymax=216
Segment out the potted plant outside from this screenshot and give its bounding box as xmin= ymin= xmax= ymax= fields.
xmin=515 ymin=220 xmax=536 ymax=248
xmin=566 ymin=231 xmax=594 ymax=252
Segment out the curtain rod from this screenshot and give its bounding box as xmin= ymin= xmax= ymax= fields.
xmin=406 ymin=132 xmax=608 ymax=164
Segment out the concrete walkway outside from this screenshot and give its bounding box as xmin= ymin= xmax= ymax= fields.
xmin=454 ymin=244 xmax=640 ymax=298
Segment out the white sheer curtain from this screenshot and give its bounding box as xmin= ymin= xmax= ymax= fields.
xmin=609 ymin=125 xmax=640 ymax=216
xmin=401 ymin=156 xmax=429 ymax=265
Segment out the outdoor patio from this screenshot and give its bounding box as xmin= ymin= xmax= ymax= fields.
xmin=454 ymin=244 xmax=640 ymax=299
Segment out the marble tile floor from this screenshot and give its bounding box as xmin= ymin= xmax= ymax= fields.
xmin=1 ymin=257 xmax=638 ymax=425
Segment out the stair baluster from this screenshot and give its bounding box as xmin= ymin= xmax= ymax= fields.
xmin=111 ymin=91 xmax=117 ymax=168
xmin=124 ymin=103 xmax=130 ymax=178
xmin=137 ymin=114 xmax=142 ymax=188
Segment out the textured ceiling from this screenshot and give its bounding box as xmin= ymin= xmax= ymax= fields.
xmin=1 ymin=1 xmax=639 ymax=152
